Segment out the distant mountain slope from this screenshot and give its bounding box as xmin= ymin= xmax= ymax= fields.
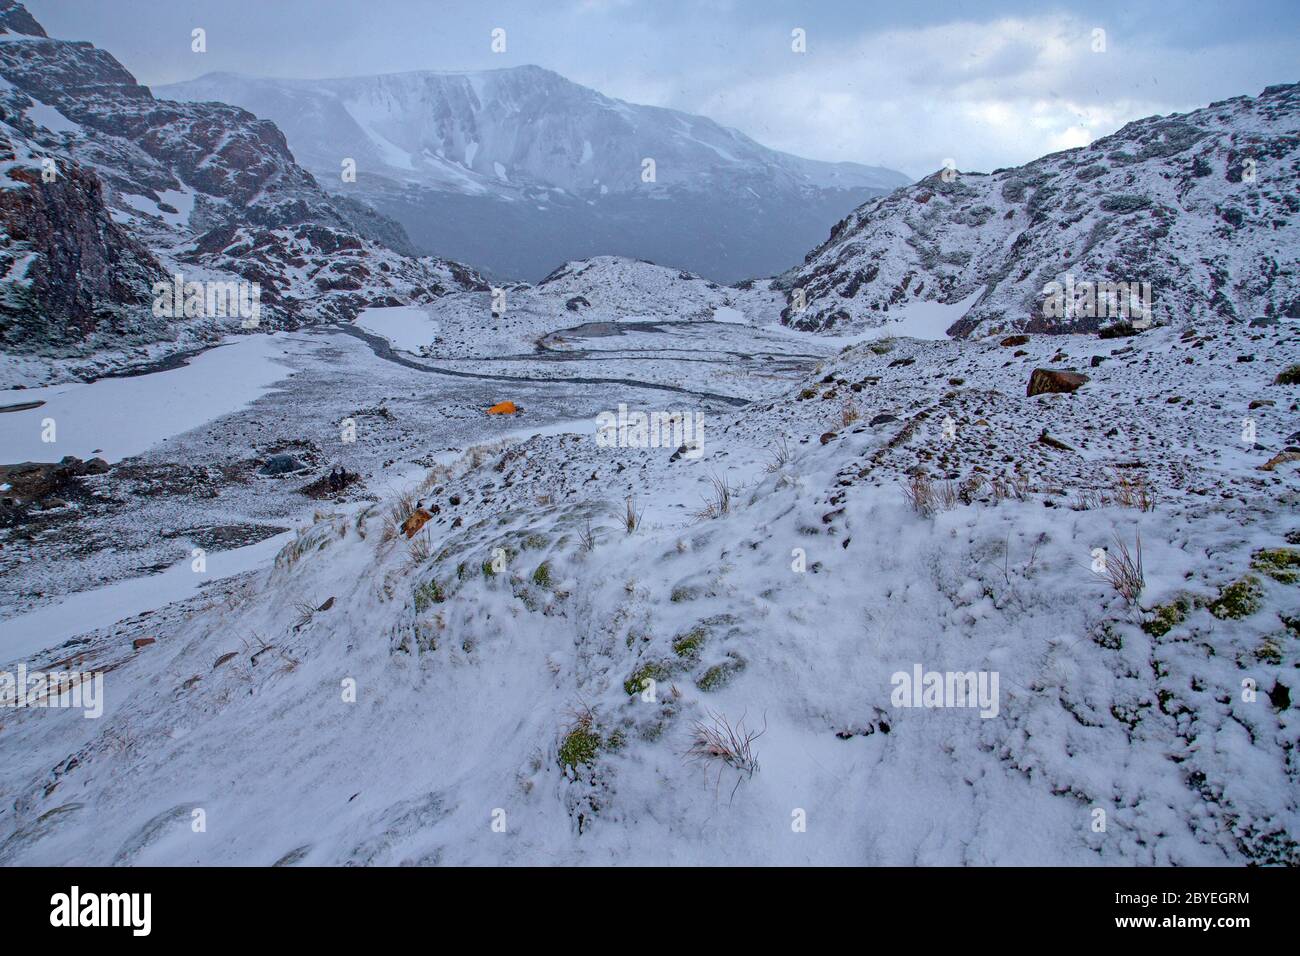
xmin=0 ymin=0 xmax=486 ymax=360
xmin=158 ymin=68 xmax=909 ymax=283
xmin=777 ymin=83 xmax=1299 ymax=337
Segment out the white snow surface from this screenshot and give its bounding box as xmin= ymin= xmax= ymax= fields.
xmin=1 ymin=305 xmax=1296 ymax=866
xmin=0 ymin=335 xmax=292 ymax=462
xmin=355 ymin=305 xmax=442 ymax=354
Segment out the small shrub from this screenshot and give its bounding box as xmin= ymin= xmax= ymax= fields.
xmin=531 ymin=561 xmax=553 ymax=589
xmin=413 ymin=579 xmax=446 ymax=611
xmin=558 ymin=713 xmax=601 ymax=771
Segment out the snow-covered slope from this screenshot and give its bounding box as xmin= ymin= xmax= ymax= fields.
xmin=778 ymin=83 xmax=1300 ymax=338
xmin=2 ymin=314 xmax=1296 ymax=865
xmin=158 ymin=68 xmax=909 ymax=282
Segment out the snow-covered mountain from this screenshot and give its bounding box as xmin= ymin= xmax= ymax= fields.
xmin=0 ymin=1 xmax=486 ymax=368
xmin=778 ymin=83 xmax=1300 ymax=338
xmin=157 ymin=68 xmax=909 ymax=283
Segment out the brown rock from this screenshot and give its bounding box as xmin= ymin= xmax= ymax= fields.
xmin=132 ymin=637 xmax=155 ymax=650
xmin=1027 ymin=368 xmax=1088 ymax=397
xmin=1000 ymin=334 xmax=1030 ymax=347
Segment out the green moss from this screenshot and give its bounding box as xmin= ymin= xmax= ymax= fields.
xmin=531 ymin=561 xmax=552 ymax=588
xmin=1142 ymin=595 xmax=1192 ymax=637
xmin=557 ymin=722 xmax=601 ymax=770
xmin=798 ymin=387 xmax=817 ymax=401
xmin=482 ymin=545 xmax=517 ymax=577
xmin=1207 ymin=576 xmax=1264 ymax=620
xmin=413 ymin=579 xmax=445 ymax=611
xmin=868 ymin=338 xmax=895 ymax=355
xmin=1280 ymin=612 xmax=1300 ymax=637
xmin=670 ymin=586 xmax=698 ymax=603
xmin=1254 ymin=636 xmax=1283 ymax=665
xmin=1251 ymin=547 xmax=1300 ymax=584
xmin=697 ymin=656 xmax=745 ymax=692
xmin=1275 ymin=364 xmax=1300 ymax=385
xmin=624 ymin=661 xmax=671 ymax=696
xmin=522 ymin=533 xmax=548 ymax=550
xmin=672 ymin=626 xmax=707 ymax=660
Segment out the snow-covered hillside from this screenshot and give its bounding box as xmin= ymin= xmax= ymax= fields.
xmin=779 ymin=83 xmax=1299 ymax=338
xmin=158 ymin=68 xmax=909 ymax=282
xmin=2 ymin=305 xmax=1297 ymax=864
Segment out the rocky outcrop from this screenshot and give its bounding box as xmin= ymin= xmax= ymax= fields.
xmin=0 ymin=124 xmax=166 ymax=350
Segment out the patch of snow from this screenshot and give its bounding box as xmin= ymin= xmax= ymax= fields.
xmin=0 ymin=336 xmax=293 ymax=463
xmin=355 ymin=305 xmax=441 ymax=354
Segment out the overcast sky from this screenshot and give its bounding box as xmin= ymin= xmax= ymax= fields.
xmin=26 ymin=0 xmax=1300 ymax=178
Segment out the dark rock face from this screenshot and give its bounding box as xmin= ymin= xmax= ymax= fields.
xmin=0 ymin=134 xmax=166 ymax=349
xmin=1027 ymin=368 xmax=1089 ymax=397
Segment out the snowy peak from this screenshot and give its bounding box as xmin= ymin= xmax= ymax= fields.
xmin=162 ymin=67 xmax=907 ymax=198
xmin=157 ymin=67 xmax=908 ymax=282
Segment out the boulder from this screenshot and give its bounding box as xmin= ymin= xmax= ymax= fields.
xmin=259 ymin=454 xmax=307 ymax=476
xmin=1027 ymin=368 xmax=1088 ymax=397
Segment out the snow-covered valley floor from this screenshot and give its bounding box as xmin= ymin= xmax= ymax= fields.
xmin=1 ymin=276 xmax=1298 ymax=865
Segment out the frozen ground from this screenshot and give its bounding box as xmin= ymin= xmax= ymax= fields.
xmin=0 ymin=260 xmax=1297 ymax=866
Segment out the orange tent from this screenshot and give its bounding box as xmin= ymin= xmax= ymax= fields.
xmin=487 ymin=401 xmax=518 ymax=415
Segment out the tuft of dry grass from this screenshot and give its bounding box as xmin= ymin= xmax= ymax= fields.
xmin=685 ymin=709 xmax=766 ymax=799
xmin=902 ymin=474 xmax=960 ymax=517
xmin=1112 ymin=473 xmax=1156 ymax=512
xmin=693 ymin=471 xmax=735 ymax=521
xmin=1101 ymin=532 xmax=1144 ymax=606
xmin=764 ymin=437 xmax=794 ymax=474
xmin=622 ymin=496 xmax=643 ymax=534
xmin=840 ymin=399 xmax=861 ymax=427
xmin=990 ymin=473 xmax=1031 ymax=503
xmin=407 ymin=529 xmax=433 ymax=564
xmin=578 ymin=518 xmax=602 ymax=553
